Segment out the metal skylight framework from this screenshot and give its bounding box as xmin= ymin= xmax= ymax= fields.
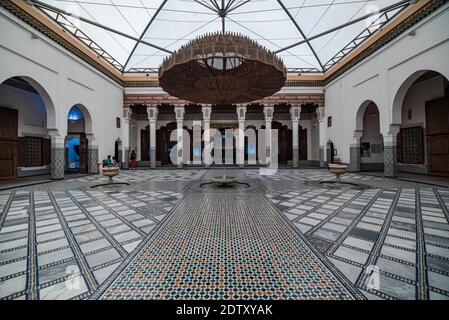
xmin=27 ymin=0 xmax=414 ymax=74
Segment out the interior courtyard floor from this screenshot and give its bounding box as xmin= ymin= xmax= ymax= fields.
xmin=0 ymin=168 xmax=448 ymax=300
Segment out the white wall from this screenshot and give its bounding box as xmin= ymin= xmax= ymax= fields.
xmin=0 ymin=7 xmax=124 ymax=162
xmin=325 ymin=4 xmax=449 ymax=164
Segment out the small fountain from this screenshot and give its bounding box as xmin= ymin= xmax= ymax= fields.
xmin=91 ymin=166 xmax=130 ymax=188
xmin=317 ymin=163 xmax=363 ymax=189
xmin=200 ymin=175 xmax=250 ymax=188
xmin=328 ymin=164 xmax=348 ymax=183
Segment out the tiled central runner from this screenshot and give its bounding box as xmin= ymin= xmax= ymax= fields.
xmin=94 ymin=190 xmax=361 ymax=299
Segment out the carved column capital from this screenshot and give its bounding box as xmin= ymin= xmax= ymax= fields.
xmin=174 ymin=106 xmax=185 ymax=122
xmin=237 ymin=106 xmax=247 ymax=121
xmin=202 ymin=105 xmax=212 ymax=121
xmin=263 ymin=106 xmax=274 ymax=122
xmin=123 ymin=107 xmax=132 ymax=121
xmin=147 ymin=106 xmax=159 ymax=122
xmin=316 ymin=106 xmax=325 ymax=120
xmin=290 ymin=106 xmax=301 ymax=122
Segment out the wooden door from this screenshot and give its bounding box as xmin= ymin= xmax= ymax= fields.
xmin=299 ymin=126 xmax=308 ymax=161
xmin=272 ymin=122 xmax=292 ymax=165
xmin=426 ymin=97 xmax=449 ymax=176
xmin=79 ymin=133 xmax=88 ymax=174
xmin=141 ymin=126 xmax=149 ymax=161
xmin=0 ymin=107 xmax=18 ymax=179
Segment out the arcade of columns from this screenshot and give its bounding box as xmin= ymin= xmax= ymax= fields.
xmin=121 ymin=102 xmax=327 ymax=169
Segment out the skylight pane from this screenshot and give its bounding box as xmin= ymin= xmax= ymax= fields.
xmin=279 ymin=43 xmax=322 ymax=71
xmin=41 ymin=0 xmax=147 ymax=64
xmin=36 ymin=0 xmax=409 ymax=72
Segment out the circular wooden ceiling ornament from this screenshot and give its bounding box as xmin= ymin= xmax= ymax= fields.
xmin=158 ymin=32 xmax=286 ymax=105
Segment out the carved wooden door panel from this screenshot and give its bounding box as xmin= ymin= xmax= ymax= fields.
xmin=272 ymin=122 xmax=292 ymax=165
xmin=79 ymin=133 xmax=88 ymax=174
xmin=0 ymin=141 xmax=16 ymax=178
xmin=0 ymin=107 xmax=18 ymax=179
xmin=426 ymin=97 xmax=449 ymax=176
xmin=299 ymin=126 xmax=307 ymax=161
xmin=141 ymin=126 xmax=149 ymax=161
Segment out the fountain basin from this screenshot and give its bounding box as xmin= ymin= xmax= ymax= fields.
xmin=213 ymin=175 xmax=237 ymax=187
xmin=328 ymin=164 xmax=348 ymax=183
xmin=102 ymin=166 xmax=120 ymax=184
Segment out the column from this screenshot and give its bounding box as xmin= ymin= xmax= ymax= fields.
xmin=202 ymin=105 xmax=212 ymax=168
xmin=349 ymin=130 xmax=363 ymax=172
xmin=236 ymin=105 xmax=247 ymax=168
xmin=122 ymin=107 xmax=132 ymax=169
xmin=48 ymin=129 xmax=65 ymax=180
xmin=316 ymin=106 xmax=326 ymax=168
xmin=147 ymin=106 xmax=159 ymax=169
xmin=175 ymin=106 xmax=185 ymax=168
xmin=290 ymin=106 xmax=301 ymax=168
xmin=384 ymin=125 xmax=400 ymax=177
xmin=86 ymin=133 xmax=98 ymax=174
xmin=263 ymin=106 xmax=274 ymax=167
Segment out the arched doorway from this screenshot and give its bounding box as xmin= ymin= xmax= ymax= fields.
xmin=394 ymin=70 xmax=449 ymax=176
xmin=360 ymin=103 xmax=384 ymax=171
xmin=0 ymin=76 xmax=56 ymax=179
xmin=65 ymin=104 xmax=91 ymax=174
xmin=351 ymin=100 xmax=384 ymax=172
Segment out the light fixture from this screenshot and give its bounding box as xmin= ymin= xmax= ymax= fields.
xmin=159 ymin=32 xmax=286 ymax=104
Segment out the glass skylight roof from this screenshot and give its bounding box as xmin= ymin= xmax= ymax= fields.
xmin=32 ymin=0 xmax=411 ymax=74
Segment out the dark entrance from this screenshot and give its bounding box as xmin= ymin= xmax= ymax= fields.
xmin=0 ymin=107 xmax=18 ymax=179
xmin=272 ymin=121 xmax=292 ymax=165
xmin=426 ymin=96 xmax=449 ymax=176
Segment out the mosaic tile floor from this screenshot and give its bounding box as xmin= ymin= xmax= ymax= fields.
xmin=0 ymin=188 xmax=182 ymax=299
xmin=1 ymin=168 xmax=448 ymax=300
xmin=93 ymin=191 xmax=360 ymax=300
xmin=258 ymin=170 xmax=449 ymax=300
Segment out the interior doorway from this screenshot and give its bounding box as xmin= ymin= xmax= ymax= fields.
xmin=395 ymin=70 xmax=449 ymax=176
xmin=66 ymin=105 xmax=89 ymax=174
xmin=0 ymin=107 xmax=18 ymax=179
xmin=426 ymin=96 xmax=449 ymax=176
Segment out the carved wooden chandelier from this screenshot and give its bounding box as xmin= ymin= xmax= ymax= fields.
xmin=158 ymin=32 xmax=286 ymax=104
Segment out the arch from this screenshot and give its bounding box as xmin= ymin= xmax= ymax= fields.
xmin=355 ymin=100 xmax=378 ymax=132
xmin=68 ymin=103 xmax=93 ymax=135
xmin=1 ymin=76 xmax=57 ymax=129
xmin=393 ymin=70 xmax=449 ymax=176
xmin=352 ymin=100 xmax=384 ymax=172
xmin=392 ymin=69 xmax=449 ymax=124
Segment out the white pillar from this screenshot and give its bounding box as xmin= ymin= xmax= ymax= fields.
xmin=86 ymin=133 xmax=98 ymax=173
xmin=174 ymin=106 xmax=185 ymax=168
xmin=122 ymin=107 xmax=132 ymax=169
xmin=236 ymin=105 xmax=247 ymax=168
xmin=316 ymin=106 xmax=326 ymax=167
xmin=290 ymin=106 xmax=301 ymax=168
xmin=384 ymin=124 xmax=400 ymax=177
xmin=147 ymin=106 xmax=158 ymax=168
xmin=202 ymin=105 xmax=212 ymax=167
xmin=349 ymin=130 xmax=363 ymax=172
xmin=48 ymin=129 xmax=65 ymax=180
xmin=263 ymin=106 xmax=274 ymax=167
